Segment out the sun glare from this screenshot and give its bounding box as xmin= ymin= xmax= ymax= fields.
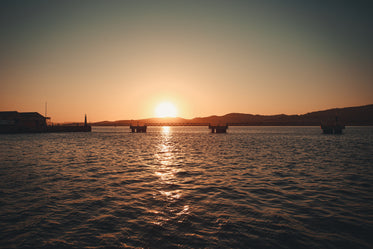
xmin=162 ymin=126 xmax=171 ymax=134
xmin=155 ymin=102 xmax=178 ymax=118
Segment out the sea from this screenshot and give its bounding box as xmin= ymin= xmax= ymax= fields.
xmin=0 ymin=126 xmax=372 ymax=249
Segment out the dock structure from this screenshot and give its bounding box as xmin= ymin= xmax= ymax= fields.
xmin=127 ymin=123 xmax=228 ymax=133
xmin=321 ymin=124 xmax=345 ymax=134
xmin=321 ymin=117 xmax=345 ymax=134
xmin=47 ymin=125 xmax=91 ymax=132
xmin=209 ymin=124 xmax=228 ymax=133
xmin=142 ymin=122 xmax=208 ymax=127
xmin=47 ymin=113 xmax=91 ymax=132
xmin=130 ymin=124 xmax=147 ymax=133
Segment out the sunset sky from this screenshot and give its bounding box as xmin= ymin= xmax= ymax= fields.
xmin=1 ymin=0 xmax=372 ymax=122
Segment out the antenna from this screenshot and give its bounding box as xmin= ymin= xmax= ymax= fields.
xmin=45 ymin=102 xmax=47 ymax=117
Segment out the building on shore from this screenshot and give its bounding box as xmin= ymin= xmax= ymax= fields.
xmin=0 ymin=111 xmax=48 ymax=133
xmin=0 ymin=111 xmax=91 ymax=133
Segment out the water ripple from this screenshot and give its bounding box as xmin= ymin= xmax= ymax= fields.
xmin=0 ymin=126 xmax=372 ymax=248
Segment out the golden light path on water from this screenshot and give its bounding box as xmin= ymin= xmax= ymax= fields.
xmin=152 ymin=126 xmax=189 ymax=225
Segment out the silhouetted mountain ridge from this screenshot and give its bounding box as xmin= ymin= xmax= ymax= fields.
xmin=91 ymin=104 xmax=373 ymax=126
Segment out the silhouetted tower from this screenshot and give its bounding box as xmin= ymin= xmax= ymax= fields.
xmin=84 ymin=114 xmax=87 ymax=127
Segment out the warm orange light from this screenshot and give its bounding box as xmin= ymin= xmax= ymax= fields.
xmin=162 ymin=126 xmax=171 ymax=134
xmin=155 ymin=102 xmax=177 ymax=118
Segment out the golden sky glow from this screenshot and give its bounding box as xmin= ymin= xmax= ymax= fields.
xmin=0 ymin=1 xmax=372 ymax=122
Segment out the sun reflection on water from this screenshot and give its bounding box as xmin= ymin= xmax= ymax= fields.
xmin=154 ymin=126 xmax=178 ymax=184
xmin=162 ymin=126 xmax=171 ymax=134
xmin=151 ymin=126 xmax=188 ymax=225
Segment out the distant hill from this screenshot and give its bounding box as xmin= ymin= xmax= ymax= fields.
xmin=92 ymin=117 xmax=190 ymax=126
xmin=302 ymin=104 xmax=373 ymax=125
xmin=91 ymin=104 xmax=373 ymax=126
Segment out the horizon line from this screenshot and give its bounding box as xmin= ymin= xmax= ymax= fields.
xmin=48 ymin=103 xmax=372 ymax=124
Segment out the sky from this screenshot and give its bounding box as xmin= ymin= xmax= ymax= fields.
xmin=1 ymin=0 xmax=372 ymax=122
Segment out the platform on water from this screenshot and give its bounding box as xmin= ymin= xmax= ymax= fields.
xmin=321 ymin=124 xmax=345 ymax=134
xmin=130 ymin=124 xmax=147 ymax=133
xmin=209 ymin=124 xmax=228 ymax=133
xmin=321 ymin=117 xmax=345 ymax=134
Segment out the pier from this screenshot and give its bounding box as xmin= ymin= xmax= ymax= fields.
xmin=128 ymin=123 xmax=228 ymax=133
xmin=209 ymin=124 xmax=228 ymax=133
xmin=321 ymin=117 xmax=345 ymax=134
xmin=321 ymin=124 xmax=345 ymax=134
xmin=47 ymin=114 xmax=91 ymax=132
xmin=130 ymin=124 xmax=147 ymax=133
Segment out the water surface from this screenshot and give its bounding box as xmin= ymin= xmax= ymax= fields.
xmin=1 ymin=126 xmax=372 ymax=248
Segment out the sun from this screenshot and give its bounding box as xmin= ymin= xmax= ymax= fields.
xmin=155 ymin=102 xmax=178 ymax=118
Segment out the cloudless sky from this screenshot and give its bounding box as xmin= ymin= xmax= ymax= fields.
xmin=1 ymin=0 xmax=372 ymax=122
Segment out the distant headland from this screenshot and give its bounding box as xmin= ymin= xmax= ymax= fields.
xmin=93 ymin=104 xmax=373 ymax=126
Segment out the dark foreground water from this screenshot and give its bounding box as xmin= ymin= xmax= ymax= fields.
xmin=1 ymin=126 xmax=372 ymax=249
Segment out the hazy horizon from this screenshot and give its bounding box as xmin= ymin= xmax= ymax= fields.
xmin=1 ymin=1 xmax=372 ymax=122
xmin=51 ymin=103 xmax=371 ymax=123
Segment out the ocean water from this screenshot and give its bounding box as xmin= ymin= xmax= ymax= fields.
xmin=0 ymin=126 xmax=372 ymax=249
